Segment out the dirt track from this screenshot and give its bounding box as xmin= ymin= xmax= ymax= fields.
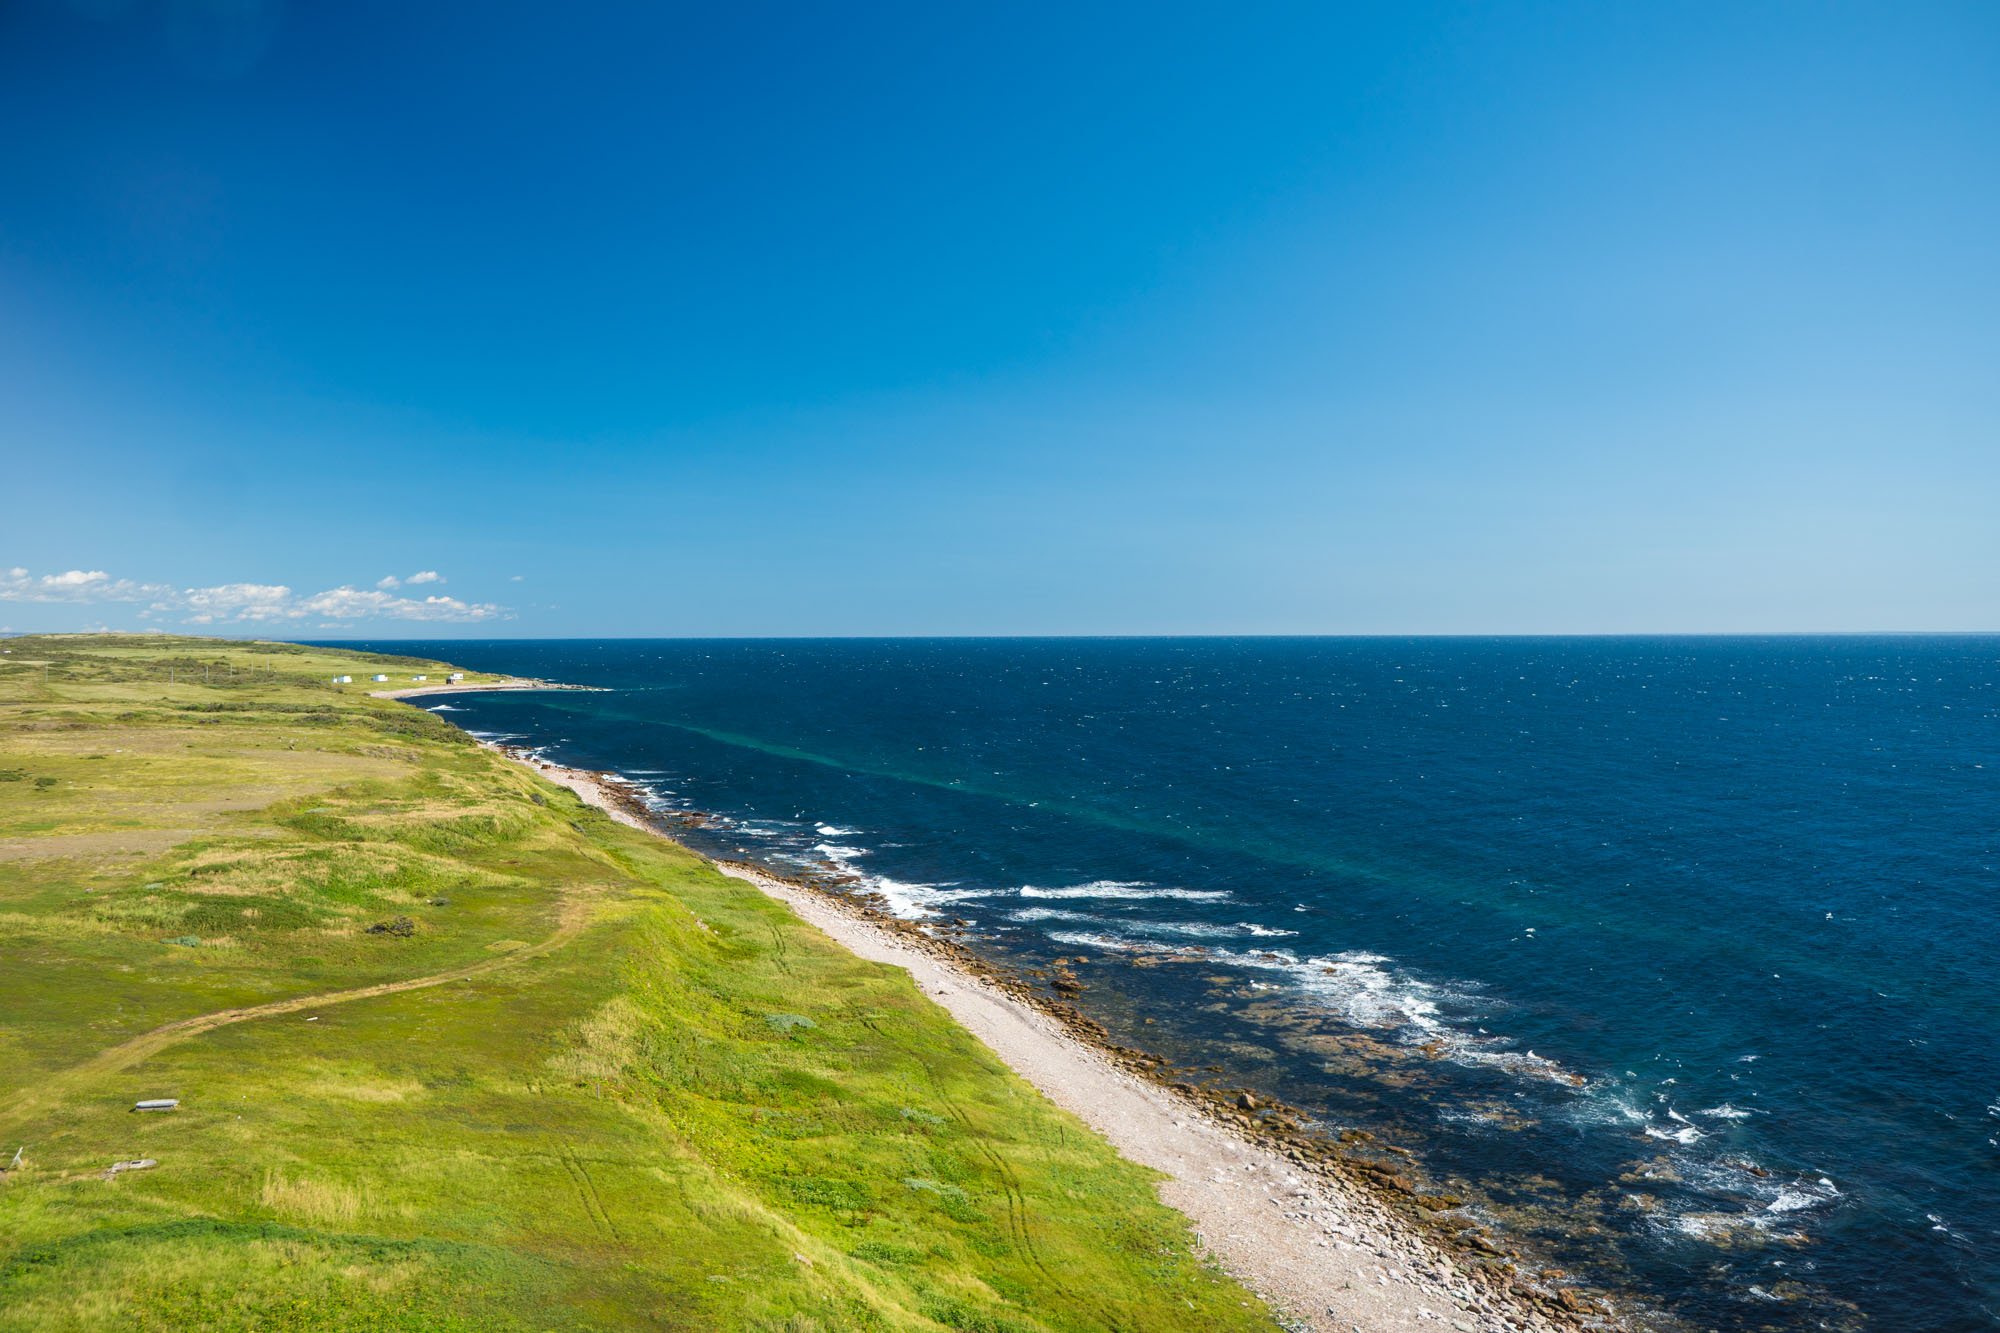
xmin=0 ymin=892 xmax=594 ymax=1136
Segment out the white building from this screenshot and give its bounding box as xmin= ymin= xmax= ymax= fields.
xmin=370 ymin=674 xmax=390 ymax=683
xmin=332 ymin=675 xmax=352 ymax=684
xmin=412 ymin=674 xmax=428 ymax=682
xmin=446 ymin=672 xmax=465 ymax=684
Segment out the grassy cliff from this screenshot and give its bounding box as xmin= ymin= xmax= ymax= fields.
xmin=0 ymin=635 xmax=1276 ymax=1332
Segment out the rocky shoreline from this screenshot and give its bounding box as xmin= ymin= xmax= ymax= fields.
xmin=465 ymin=734 xmax=1637 ymax=1333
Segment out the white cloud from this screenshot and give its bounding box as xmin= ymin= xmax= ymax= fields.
xmin=0 ymin=568 xmax=174 ymax=604
xmin=377 ymin=570 xmax=443 ymax=590
xmin=0 ymin=565 xmax=508 ymax=625
xmin=294 ymin=586 xmax=497 ymax=622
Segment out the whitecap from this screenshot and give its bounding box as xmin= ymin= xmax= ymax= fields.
xmin=1451 ymin=1047 xmax=1573 ymax=1079
xmin=790 ymin=842 xmax=993 ymax=920
xmin=859 ymin=877 xmax=989 ymax=920
xmin=1017 ymin=881 xmax=1231 ymax=902
xmin=816 ymin=824 xmax=861 ymax=837
xmin=1019 ymin=913 xmax=1297 ymax=945
xmin=1645 ymin=1124 xmax=1706 ymax=1145
xmin=1767 ymin=1186 xmax=1827 ymax=1214
xmin=1047 ymin=930 xmax=1185 ymax=954
xmin=1648 ymin=1157 xmax=1842 ymax=1246
xmin=1209 ymin=947 xmax=1449 ymax=1035
xmin=1135 ymin=920 xmax=1300 ymax=941
xmin=1007 ymin=907 xmax=1095 ymax=924
xmin=1568 ymin=1088 xmax=1653 ymax=1129
xmin=1120 ymin=943 xmax=1584 ymax=1084
xmin=1927 ymin=1212 xmax=1971 ymax=1241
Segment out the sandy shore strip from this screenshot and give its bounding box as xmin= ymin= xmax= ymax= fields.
xmin=369 ymin=678 xmax=589 ymax=699
xmin=482 ymin=739 xmax=1605 ymax=1333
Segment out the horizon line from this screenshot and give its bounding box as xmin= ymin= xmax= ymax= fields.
xmin=9 ymin=629 xmax=2000 ymax=643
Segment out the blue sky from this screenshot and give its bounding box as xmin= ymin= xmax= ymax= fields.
xmin=3 ymin=1 xmax=1996 ymax=635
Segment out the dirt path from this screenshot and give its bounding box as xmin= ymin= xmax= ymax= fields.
xmin=0 ymin=894 xmax=594 ymax=1136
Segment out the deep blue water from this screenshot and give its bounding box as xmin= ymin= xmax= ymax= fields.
xmin=328 ymin=637 xmax=2000 ymax=1329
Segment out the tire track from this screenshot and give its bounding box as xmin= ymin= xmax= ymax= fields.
xmin=560 ymin=1145 xmax=621 ymax=1241
xmin=766 ymin=919 xmax=793 ymax=976
xmin=864 ymin=1014 xmax=1049 ymax=1277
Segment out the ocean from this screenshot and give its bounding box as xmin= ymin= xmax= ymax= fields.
xmin=328 ymin=637 xmax=2000 ymax=1330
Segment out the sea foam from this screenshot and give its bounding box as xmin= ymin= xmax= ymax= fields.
xmin=1017 ymin=881 xmax=1231 ymax=902
xmin=799 ymin=840 xmax=991 ymax=919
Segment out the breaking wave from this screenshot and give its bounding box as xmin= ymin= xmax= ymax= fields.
xmin=1017 ymin=881 xmax=1231 ymax=902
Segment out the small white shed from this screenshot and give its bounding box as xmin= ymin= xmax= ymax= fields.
xmin=370 ymin=674 xmax=390 ymax=683
xmin=332 ymin=675 xmax=353 ymax=685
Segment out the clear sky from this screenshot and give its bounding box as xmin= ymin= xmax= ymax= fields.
xmin=3 ymin=2 xmax=1996 ymax=636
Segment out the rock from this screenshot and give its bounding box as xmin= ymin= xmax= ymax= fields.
xmin=1236 ymin=1092 xmax=1259 ymax=1111
xmin=1552 ymin=1289 xmax=1598 ymax=1315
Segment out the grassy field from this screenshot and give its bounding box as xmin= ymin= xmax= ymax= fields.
xmin=0 ymin=635 xmax=1277 ymax=1332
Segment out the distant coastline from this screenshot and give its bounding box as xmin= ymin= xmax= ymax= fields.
xmin=369 ymin=678 xmax=599 ymax=700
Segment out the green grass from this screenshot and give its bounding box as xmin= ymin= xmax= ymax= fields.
xmin=0 ymin=634 xmax=1277 ymax=1332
